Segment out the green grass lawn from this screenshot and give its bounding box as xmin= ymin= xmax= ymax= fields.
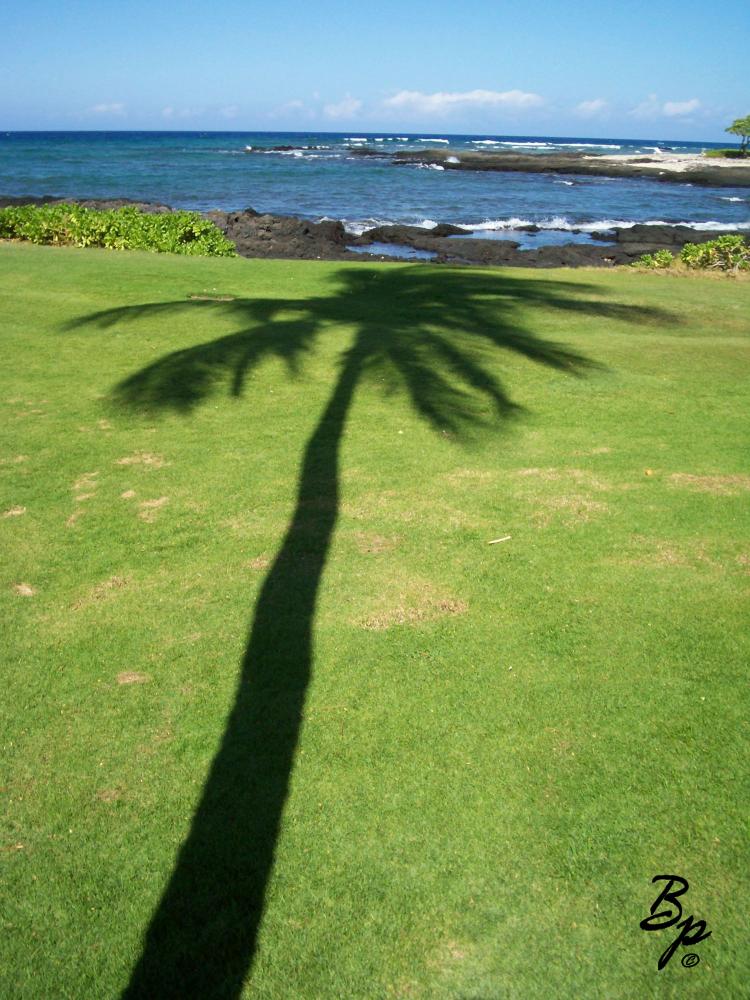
xmin=1 ymin=241 xmax=748 ymax=999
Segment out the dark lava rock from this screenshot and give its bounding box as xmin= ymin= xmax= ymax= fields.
xmin=430 ymin=223 xmax=466 ymax=237
xmin=590 ymin=223 xmax=739 ymax=248
xmin=356 ymin=224 xmax=437 ymax=245
xmin=208 ymin=209 xmax=351 ymax=260
xmin=391 ymin=150 xmax=750 ymax=188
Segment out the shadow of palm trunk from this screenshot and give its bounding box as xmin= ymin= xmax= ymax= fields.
xmin=123 ymin=350 xmax=362 ymax=999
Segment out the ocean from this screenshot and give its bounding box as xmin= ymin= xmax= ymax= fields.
xmin=1 ymin=131 xmax=748 ymax=245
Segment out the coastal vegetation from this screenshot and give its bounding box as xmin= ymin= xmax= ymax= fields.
xmin=703 ymin=147 xmax=748 ymax=158
xmin=2 ymin=243 xmax=748 ymax=998
xmin=633 ymin=234 xmax=750 ymax=272
xmin=725 ymin=114 xmax=750 ymax=155
xmin=0 ymin=203 xmax=236 ymax=256
xmin=705 ymin=115 xmax=750 ymax=157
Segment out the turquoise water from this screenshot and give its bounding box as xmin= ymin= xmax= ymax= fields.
xmin=1 ymin=131 xmax=748 ymax=238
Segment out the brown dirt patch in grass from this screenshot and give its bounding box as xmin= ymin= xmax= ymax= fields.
xmin=573 ymin=446 xmax=612 ymax=456
xmin=73 ymin=471 xmax=99 ymax=493
xmin=0 ymin=455 xmax=29 ymax=466
xmin=618 ymin=536 xmax=725 ymax=571
xmin=96 ymin=788 xmax=123 ymax=803
xmin=360 ymin=595 xmax=467 ymax=631
xmin=444 ymin=467 xmax=496 ymax=484
xmin=72 ymin=575 xmax=128 ymax=610
xmin=138 ymin=497 xmax=169 ymax=522
xmin=2 ymin=506 xmax=26 ymax=517
xmin=117 ymin=671 xmax=150 ymax=685
xmin=517 ymin=467 xmax=611 ymax=491
xmin=116 ymin=452 xmax=168 ymax=469
xmin=669 ymin=473 xmax=750 ymax=496
xmin=66 ymin=511 xmax=84 ymax=527
xmin=247 ymin=555 xmax=271 ymax=570
xmin=120 ymin=489 xmax=136 ymax=500
xmin=354 ymin=532 xmax=399 ymax=554
xmin=13 ymin=582 xmax=36 ymax=597
xmin=533 ymin=495 xmax=609 ymax=527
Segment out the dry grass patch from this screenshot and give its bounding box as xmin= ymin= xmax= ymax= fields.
xmin=2 ymin=506 xmax=26 ymax=517
xmin=516 ymin=467 xmax=611 ymax=491
xmin=12 ymin=582 xmax=36 ymax=597
xmin=138 ymin=497 xmax=169 ymax=522
xmin=513 ymin=467 xmax=612 ymax=527
xmin=116 ymin=671 xmax=150 ymax=685
xmin=354 ymin=532 xmax=399 ymax=555
xmin=247 ymin=555 xmax=271 ymax=571
xmin=116 ymin=452 xmax=168 ymax=470
xmin=72 ymin=471 xmax=99 ymax=501
xmin=533 ymin=495 xmax=609 ymax=527
xmin=669 ymin=473 xmax=750 ymax=496
xmin=615 ymin=535 xmax=727 ymax=571
xmin=72 ymin=575 xmax=128 ymax=610
xmin=96 ymin=788 xmax=123 ymax=803
xmin=360 ymin=591 xmax=467 ymax=631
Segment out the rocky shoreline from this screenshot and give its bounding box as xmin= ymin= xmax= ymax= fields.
xmin=244 ymin=144 xmax=750 ymax=187
xmin=353 ymin=148 xmax=750 ymax=188
xmin=1 ymin=196 xmax=744 ymax=269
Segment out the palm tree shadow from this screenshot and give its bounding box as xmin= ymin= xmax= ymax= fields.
xmin=71 ymin=266 xmax=671 ymax=998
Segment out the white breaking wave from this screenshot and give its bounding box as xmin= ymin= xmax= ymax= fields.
xmin=457 ymin=216 xmax=750 ymax=233
xmin=446 ymin=156 xmax=461 ymax=164
xmin=468 ymin=140 xmax=619 ymax=150
xmin=422 ymin=138 xmax=449 ymax=143
xmin=341 ymin=217 xmax=439 ymax=235
xmin=396 ymin=137 xmax=410 ymax=141
xmin=719 ymin=196 xmax=745 ymax=203
xmin=417 ymin=163 xmax=445 ymax=170
xmin=345 ymin=137 xmax=368 ymax=142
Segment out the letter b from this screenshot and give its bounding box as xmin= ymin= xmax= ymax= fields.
xmin=640 ymin=875 xmax=689 ymax=931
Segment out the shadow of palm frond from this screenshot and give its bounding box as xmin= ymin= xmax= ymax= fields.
xmin=69 ymin=266 xmax=653 ymax=431
xmin=67 ymin=265 xmax=671 ymax=999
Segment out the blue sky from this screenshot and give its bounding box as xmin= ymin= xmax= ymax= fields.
xmin=2 ymin=0 xmax=748 ymax=140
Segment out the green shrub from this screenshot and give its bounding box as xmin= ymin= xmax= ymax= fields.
xmin=680 ymin=235 xmax=750 ymax=271
xmin=703 ymin=148 xmax=748 ymax=159
xmin=631 ymin=249 xmax=674 ymax=269
xmin=0 ymin=203 xmax=236 ymax=257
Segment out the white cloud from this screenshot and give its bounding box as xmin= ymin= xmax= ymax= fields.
xmin=575 ymin=98 xmax=608 ymax=117
xmin=281 ymin=99 xmax=305 ymax=111
xmin=89 ymin=103 xmax=125 ymax=116
xmin=383 ymin=89 xmax=544 ymax=116
xmin=663 ymin=98 xmax=701 ymax=117
xmin=629 ymin=94 xmax=702 ymax=119
xmin=219 ymin=105 xmax=239 ymax=119
xmin=323 ymin=95 xmax=362 ymax=119
xmin=162 ymin=106 xmax=202 ymax=120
